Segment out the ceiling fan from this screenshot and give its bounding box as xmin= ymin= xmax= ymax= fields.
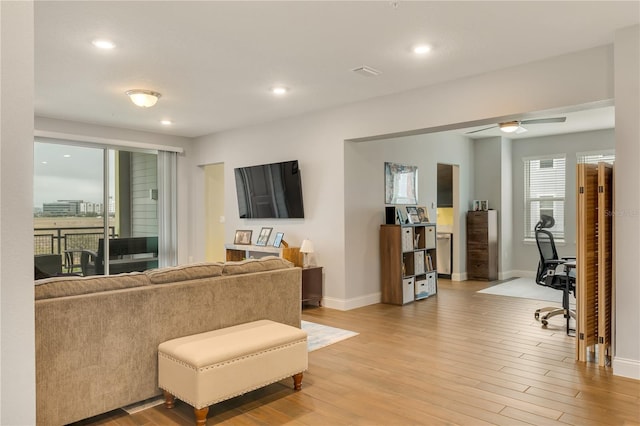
xmin=466 ymin=117 xmax=566 ymax=135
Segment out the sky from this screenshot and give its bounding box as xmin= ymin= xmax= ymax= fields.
xmin=33 ymin=142 xmax=115 ymax=208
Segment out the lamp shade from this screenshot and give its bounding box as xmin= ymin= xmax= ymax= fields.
xmin=126 ymin=89 xmax=161 ymax=108
xmin=300 ymin=239 xmax=314 ymax=254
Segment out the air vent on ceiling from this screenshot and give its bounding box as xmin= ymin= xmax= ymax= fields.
xmin=351 ymin=65 xmax=382 ymax=77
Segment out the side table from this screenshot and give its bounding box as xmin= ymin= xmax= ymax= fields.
xmin=302 ymin=266 xmax=323 ymax=307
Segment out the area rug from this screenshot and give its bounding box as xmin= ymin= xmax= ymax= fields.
xmin=477 ymin=277 xmax=575 ymax=305
xmin=301 ymin=320 xmax=358 ymax=352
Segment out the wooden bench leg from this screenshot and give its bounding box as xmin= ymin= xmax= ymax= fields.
xmin=194 ymin=406 xmax=209 ymax=426
xmin=293 ymin=372 xmax=303 ymax=390
xmin=163 ymin=390 xmax=175 ymax=409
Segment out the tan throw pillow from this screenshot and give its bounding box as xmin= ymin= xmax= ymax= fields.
xmin=222 ymin=256 xmax=293 ymax=276
xmin=146 ymin=262 xmax=224 ymax=284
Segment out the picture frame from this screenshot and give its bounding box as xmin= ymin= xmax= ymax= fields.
xmin=256 ymin=227 xmax=273 ymax=246
xmin=481 ymin=200 xmax=489 ymax=211
xmin=416 ymin=206 xmax=430 ymax=223
xmin=406 ymin=206 xmax=421 ymax=224
xmin=272 ymin=232 xmax=284 ymax=248
xmin=396 ymin=207 xmax=406 ymax=224
xmin=472 ymin=200 xmax=481 ymax=211
xmin=384 ymin=162 xmax=418 ymax=205
xmin=234 ymin=229 xmax=252 ymax=245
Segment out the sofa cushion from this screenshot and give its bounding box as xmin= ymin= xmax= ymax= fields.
xmin=34 ymin=272 xmax=150 ymax=300
xmin=222 ymin=256 xmax=294 ymax=276
xmin=146 ymin=262 xmax=224 ymax=284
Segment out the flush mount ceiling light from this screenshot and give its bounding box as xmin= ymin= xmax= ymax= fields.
xmin=160 ymin=120 xmax=172 ymax=125
xmin=92 ymin=39 xmax=116 ymax=49
xmin=499 ymin=121 xmax=520 ymax=133
xmin=126 ymin=90 xmax=161 ymax=108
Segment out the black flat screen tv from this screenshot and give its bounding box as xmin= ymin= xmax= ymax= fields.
xmin=234 ymin=160 xmax=305 ymax=219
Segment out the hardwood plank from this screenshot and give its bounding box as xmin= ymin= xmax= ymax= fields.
xmin=67 ymin=279 xmax=640 ymax=426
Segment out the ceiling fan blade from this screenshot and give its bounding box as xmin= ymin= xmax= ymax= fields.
xmin=515 ymin=126 xmax=528 ymax=134
xmin=465 ymin=125 xmax=497 ymax=134
xmin=520 ymin=117 xmax=566 ymax=125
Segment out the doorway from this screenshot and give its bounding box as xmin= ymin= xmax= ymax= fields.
xmin=204 ymin=163 xmax=225 ymax=262
xmin=437 ymin=163 xmax=460 ymax=280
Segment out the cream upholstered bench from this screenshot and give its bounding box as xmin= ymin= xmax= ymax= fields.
xmin=158 ymin=319 xmax=308 ymax=425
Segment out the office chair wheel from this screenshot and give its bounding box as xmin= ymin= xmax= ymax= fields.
xmin=535 ymin=311 xmax=540 ymax=320
xmin=541 ymin=319 xmax=549 ymax=327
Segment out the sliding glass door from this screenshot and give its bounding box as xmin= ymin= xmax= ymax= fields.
xmin=34 ymin=140 xmax=173 ymax=277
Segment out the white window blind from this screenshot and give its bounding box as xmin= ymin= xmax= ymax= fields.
xmin=577 ymin=150 xmax=615 ymax=165
xmin=524 ymin=155 xmax=566 ymax=240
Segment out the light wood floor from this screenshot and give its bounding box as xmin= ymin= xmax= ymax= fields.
xmin=71 ymin=279 xmax=640 ymax=426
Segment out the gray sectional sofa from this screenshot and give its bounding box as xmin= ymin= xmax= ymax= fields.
xmin=34 ymin=257 xmax=301 ymax=426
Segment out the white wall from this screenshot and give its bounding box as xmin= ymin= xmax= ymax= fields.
xmin=191 ymin=46 xmax=616 ymax=310
xmin=510 ymin=129 xmax=615 ymax=275
xmin=192 ymin=113 xmax=348 ymax=303
xmin=613 ymin=25 xmax=640 ymax=379
xmin=473 ymin=136 xmax=515 ymax=279
xmin=501 ymin=138 xmax=514 ymax=276
xmin=190 ymin=42 xmax=639 ymax=378
xmin=0 ymin=2 xmax=35 ymax=423
xmin=344 ymin=133 xmax=474 ymax=306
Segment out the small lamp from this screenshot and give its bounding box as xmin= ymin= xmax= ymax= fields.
xmin=126 ymin=89 xmax=161 ymax=108
xmin=300 ymin=239 xmax=314 ymax=268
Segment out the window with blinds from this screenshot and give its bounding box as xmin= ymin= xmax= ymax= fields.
xmin=577 ymin=150 xmax=615 ymax=165
xmin=524 ymin=155 xmax=566 ymax=240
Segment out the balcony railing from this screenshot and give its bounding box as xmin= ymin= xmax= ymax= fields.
xmin=34 ymin=226 xmax=117 ymax=273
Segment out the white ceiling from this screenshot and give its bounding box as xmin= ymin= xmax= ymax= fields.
xmin=34 ymin=1 xmax=638 ymax=139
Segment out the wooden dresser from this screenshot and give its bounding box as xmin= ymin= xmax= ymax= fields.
xmin=466 ymin=210 xmax=498 ymax=281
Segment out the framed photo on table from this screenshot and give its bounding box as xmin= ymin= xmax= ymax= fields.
xmin=256 ymin=227 xmax=273 ymax=246
xmin=273 ymin=232 xmax=284 ymax=248
xmin=234 ymin=230 xmax=252 ymax=245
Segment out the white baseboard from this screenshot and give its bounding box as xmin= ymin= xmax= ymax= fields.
xmin=613 ymin=356 xmax=640 ymax=380
xmin=498 ymin=270 xmax=517 ymax=280
xmin=321 ymin=292 xmax=381 ymax=311
xmin=451 ymin=272 xmax=466 ymax=281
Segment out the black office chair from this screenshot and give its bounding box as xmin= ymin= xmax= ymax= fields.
xmin=534 ymin=215 xmax=576 ymax=332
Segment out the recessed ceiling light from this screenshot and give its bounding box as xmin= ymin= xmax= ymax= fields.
xmin=41 ymin=161 xmax=48 ymax=165
xmin=413 ymin=44 xmax=432 ymax=55
xmin=161 ymin=120 xmax=172 ymax=126
xmin=92 ymin=39 xmax=116 ymax=49
xmin=270 ymin=86 xmax=289 ymax=95
xmin=63 ymin=154 xmax=71 ymax=158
